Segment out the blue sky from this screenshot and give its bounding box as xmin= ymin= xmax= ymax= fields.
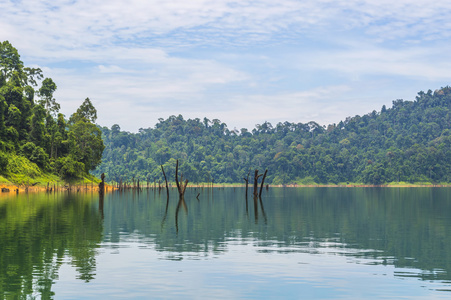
xmin=2 ymin=0 xmax=451 ymax=132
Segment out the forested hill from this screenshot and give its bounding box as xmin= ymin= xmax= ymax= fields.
xmin=94 ymin=87 xmax=451 ymax=185
xmin=0 ymin=41 xmax=104 ymax=185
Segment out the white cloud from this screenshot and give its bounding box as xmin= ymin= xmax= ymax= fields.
xmin=304 ymin=45 xmax=451 ymax=81
xmin=43 ymin=50 xmax=250 ymax=130
xmin=3 ymin=0 xmax=451 ymax=52
xmin=2 ymin=0 xmax=451 ymax=132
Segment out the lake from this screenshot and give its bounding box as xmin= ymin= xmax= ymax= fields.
xmin=1 ymin=187 xmax=451 ymax=299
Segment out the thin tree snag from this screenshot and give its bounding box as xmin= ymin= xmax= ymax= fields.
xmin=253 ymin=169 xmax=258 ymax=197
xmin=181 ymin=179 xmax=188 ymax=195
xmin=253 ymin=169 xmax=263 ymax=198
xmin=98 ymin=173 xmax=105 ymax=195
xmin=175 ymin=160 xmax=181 ymax=193
xmin=175 ymin=159 xmax=189 ymax=199
xmin=161 ymin=165 xmax=170 ymax=199
xmin=259 ymin=169 xmax=268 ymax=198
xmin=243 ymin=171 xmax=250 ymax=198
xmin=98 ymin=174 xmax=105 ymax=219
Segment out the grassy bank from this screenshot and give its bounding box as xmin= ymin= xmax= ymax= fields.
xmin=0 ymin=153 xmax=101 ymax=193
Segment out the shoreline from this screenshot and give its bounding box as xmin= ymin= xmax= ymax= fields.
xmin=112 ymin=183 xmax=451 ymax=189
xmin=1 ymin=182 xmax=450 ymax=194
xmin=0 ymin=183 xmax=113 ymax=194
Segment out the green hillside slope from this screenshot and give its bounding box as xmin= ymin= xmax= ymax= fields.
xmin=94 ymin=87 xmax=451 ymax=185
xmin=0 ymin=41 xmax=104 ymax=186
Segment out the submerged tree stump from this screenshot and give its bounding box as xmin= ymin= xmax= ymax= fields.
xmin=161 ymin=165 xmax=170 ymax=198
xmin=249 ymin=169 xmax=268 ymax=199
xmin=253 ymin=169 xmax=263 ymax=198
xmin=259 ymin=169 xmax=268 ymax=198
xmin=175 ymin=159 xmax=189 ymax=199
xmin=243 ymin=171 xmax=250 ymax=198
xmin=98 ymin=173 xmax=105 ymax=195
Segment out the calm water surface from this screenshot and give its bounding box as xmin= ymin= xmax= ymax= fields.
xmin=1 ymin=187 xmax=451 ymax=299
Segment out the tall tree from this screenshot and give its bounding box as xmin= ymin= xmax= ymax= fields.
xmin=70 ymin=97 xmax=97 ymax=124
xmin=0 ymin=40 xmax=42 ymax=87
xmin=38 ymin=78 xmax=60 ymax=116
xmin=68 ymin=120 xmax=104 ymax=172
xmin=29 ymin=104 xmax=46 ymax=148
xmin=68 ymin=99 xmax=104 ymax=172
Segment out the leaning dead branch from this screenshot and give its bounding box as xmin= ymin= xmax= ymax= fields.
xmin=259 ymin=169 xmax=268 ymax=198
xmin=253 ymin=169 xmax=263 ymax=198
xmin=175 ymin=159 xmax=189 ymax=199
xmin=243 ymin=170 xmax=250 ymax=198
xmin=161 ymin=165 xmax=170 ymax=199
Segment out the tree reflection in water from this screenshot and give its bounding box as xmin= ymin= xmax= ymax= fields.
xmin=2 ymin=187 xmax=451 ymax=298
xmin=0 ymin=192 xmax=103 ymax=299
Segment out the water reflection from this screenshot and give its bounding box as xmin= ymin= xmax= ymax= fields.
xmin=0 ymin=192 xmax=103 ymax=299
xmin=175 ymin=198 xmax=187 ymax=233
xmin=102 ymin=188 xmax=451 ymax=284
xmin=2 ymin=187 xmax=451 ymax=298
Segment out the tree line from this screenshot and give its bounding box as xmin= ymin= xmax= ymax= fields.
xmin=3 ymin=40 xmax=450 ymax=185
xmin=0 ymin=41 xmax=104 ymax=182
xmin=94 ymin=86 xmax=451 ymax=185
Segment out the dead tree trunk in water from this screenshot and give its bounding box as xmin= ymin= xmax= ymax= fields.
xmin=259 ymin=169 xmax=268 ymax=198
xmin=98 ymin=173 xmax=105 ymax=196
xmin=99 ymin=175 xmax=105 ymax=219
xmin=243 ymin=171 xmax=250 ymax=198
xmin=175 ymin=159 xmax=188 ymax=199
xmin=253 ymin=169 xmax=263 ymax=198
xmin=161 ymin=165 xmax=170 ymax=199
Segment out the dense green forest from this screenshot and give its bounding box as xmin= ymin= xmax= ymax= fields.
xmin=0 ymin=41 xmax=104 ymax=184
xmin=94 ymin=87 xmax=451 ymax=185
xmin=2 ymin=41 xmax=451 ymax=186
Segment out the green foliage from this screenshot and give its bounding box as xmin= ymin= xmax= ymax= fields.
xmin=0 ymin=41 xmax=104 ymax=184
xmin=38 ymin=77 xmax=60 ymax=116
xmin=5 ymin=152 xmax=42 ymax=178
xmin=0 ymin=151 xmax=8 ymax=172
xmin=53 ymin=155 xmax=85 ymax=179
xmin=69 ymin=97 xmax=97 ymax=124
xmin=0 ymin=40 xmax=24 ymax=81
xmin=67 ymin=119 xmax=104 ymax=172
xmin=3 ymin=40 xmax=450 ymax=186
xmin=94 ymin=87 xmax=451 ymax=185
xmin=20 ymin=142 xmax=49 ymax=170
